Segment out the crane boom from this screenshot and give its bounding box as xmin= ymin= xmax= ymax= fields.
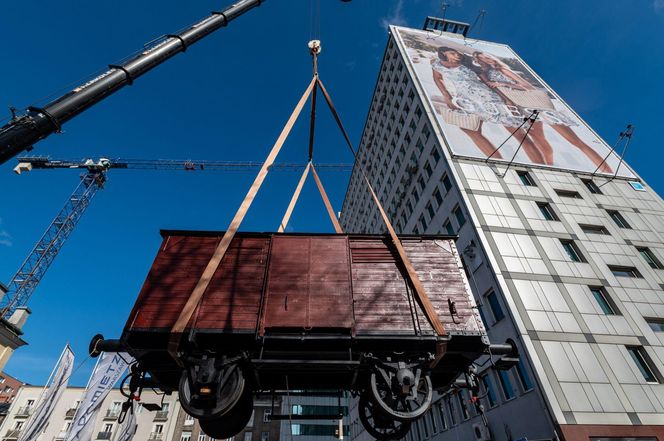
xmin=14 ymin=157 xmax=353 ymax=173
xmin=0 ymin=171 xmax=105 ymax=319
xmin=0 ymin=0 xmax=265 ymax=166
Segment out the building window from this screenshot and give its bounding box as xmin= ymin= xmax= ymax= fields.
xmin=579 ymin=224 xmax=610 ymax=235
xmin=515 ymin=359 xmax=533 ymax=391
xmin=453 ymin=205 xmax=466 ymax=227
xmin=537 ymin=202 xmax=559 ymax=221
xmin=419 ymin=214 xmax=427 ymax=231
xmin=481 ymin=375 xmax=497 ymax=407
xmin=263 ymin=409 xmax=272 ymax=423
xmin=426 ymin=202 xmax=435 ymax=219
xmin=432 ymin=187 xmax=443 ymax=206
xmin=637 ymin=247 xmax=663 ymax=269
xmin=244 ymin=433 xmax=252 ymax=441
xmin=437 ymin=402 xmax=448 ymax=430
xmin=417 ymin=175 xmax=426 ymax=192
xmin=431 ymin=146 xmax=441 ymax=164
xmin=516 ymin=171 xmax=536 ymax=186
xmin=478 ymin=306 xmax=489 ymax=329
xmin=457 ymin=392 xmax=469 ymax=420
xmin=486 ymin=291 xmax=505 ymax=322
xmin=582 ymin=178 xmax=602 ymax=194
xmin=443 ymin=219 xmax=454 ymax=235
xmin=554 ymin=189 xmax=583 ymax=199
xmin=446 ymin=399 xmax=456 ymax=426
xmin=645 ymin=317 xmax=664 ymax=332
xmin=497 ymin=370 xmax=515 ymax=400
xmin=441 ymin=173 xmax=452 ymax=192
xmin=608 ymin=265 xmax=642 ymax=278
xmin=180 ymin=433 xmax=192 ymax=441
xmin=589 ymin=286 xmax=617 ymax=315
xmin=198 ymin=435 xmax=207 ymax=441
xmin=421 ymin=124 xmax=431 ymax=140
xmin=607 ymin=210 xmax=631 ymax=229
xmin=626 ymin=346 xmax=660 ymax=383
xmin=560 ymin=240 xmax=585 ymax=262
xmin=261 ymin=433 xmax=269 ymax=441
xmin=423 ymin=161 xmax=433 ymax=178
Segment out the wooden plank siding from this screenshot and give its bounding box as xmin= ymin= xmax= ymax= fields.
xmin=125 ymin=232 xmax=484 ymax=338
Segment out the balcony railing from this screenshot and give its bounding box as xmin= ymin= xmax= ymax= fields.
xmin=96 ymin=432 xmax=112 ymax=440
xmin=148 ymin=433 xmax=163 ymax=441
xmin=3 ymin=430 xmax=21 ymax=439
xmin=153 ymin=410 xmax=169 ymax=421
xmin=103 ymin=409 xmax=120 ymax=420
xmin=15 ymin=407 xmax=33 ymax=417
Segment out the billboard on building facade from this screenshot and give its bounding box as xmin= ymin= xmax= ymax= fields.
xmin=393 ymin=27 xmax=634 ymax=178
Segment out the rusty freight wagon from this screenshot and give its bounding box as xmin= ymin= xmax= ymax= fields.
xmin=92 ymin=231 xmax=516 ymax=440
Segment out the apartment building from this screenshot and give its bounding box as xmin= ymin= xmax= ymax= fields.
xmin=341 ymin=19 xmax=664 ymax=441
xmin=0 ymin=384 xmax=283 ymax=441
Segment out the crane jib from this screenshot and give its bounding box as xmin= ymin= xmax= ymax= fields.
xmin=0 ymin=0 xmax=265 ymax=166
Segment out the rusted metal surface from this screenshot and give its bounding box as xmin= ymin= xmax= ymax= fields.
xmin=126 ymin=232 xmax=483 ymax=338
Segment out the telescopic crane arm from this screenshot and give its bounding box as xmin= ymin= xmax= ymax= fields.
xmin=0 ymin=0 xmax=265 ymax=166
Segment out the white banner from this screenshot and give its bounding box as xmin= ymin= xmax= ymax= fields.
xmin=18 ymin=345 xmax=75 ymax=441
xmin=66 ymin=352 xmax=132 ymax=441
xmin=113 ymin=402 xmax=137 ymax=441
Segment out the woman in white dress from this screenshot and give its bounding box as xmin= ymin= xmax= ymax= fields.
xmin=473 ymin=51 xmax=612 ymax=173
xmin=431 ymin=47 xmax=545 ymax=164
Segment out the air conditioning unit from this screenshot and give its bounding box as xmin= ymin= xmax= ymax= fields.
xmin=472 ymin=422 xmax=492 ymax=441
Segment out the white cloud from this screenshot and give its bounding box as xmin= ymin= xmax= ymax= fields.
xmin=380 ymin=0 xmax=407 ymax=29
xmin=655 ymin=0 xmax=664 ymax=12
xmin=0 ymin=218 xmax=11 ymax=247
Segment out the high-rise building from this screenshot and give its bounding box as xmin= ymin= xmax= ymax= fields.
xmin=341 ymin=19 xmax=664 ymax=441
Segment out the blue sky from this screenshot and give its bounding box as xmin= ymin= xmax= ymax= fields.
xmin=1 ymin=0 xmax=663 ymax=386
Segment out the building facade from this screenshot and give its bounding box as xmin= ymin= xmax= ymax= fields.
xmin=0 ymin=384 xmax=284 ymax=441
xmin=277 ymin=394 xmax=349 ymax=441
xmin=340 ymin=22 xmax=664 ymax=441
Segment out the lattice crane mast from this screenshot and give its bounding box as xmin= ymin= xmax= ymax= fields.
xmin=1 ymin=156 xmax=352 ymax=319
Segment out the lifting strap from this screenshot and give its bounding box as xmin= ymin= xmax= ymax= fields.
xmin=167 ymin=77 xmax=317 ymax=359
xmin=278 ymin=162 xmax=311 ymax=233
xmin=317 ymin=77 xmax=446 ymax=337
xmin=278 ymin=162 xmax=343 ymax=234
xmin=310 ymin=163 xmax=343 ymax=234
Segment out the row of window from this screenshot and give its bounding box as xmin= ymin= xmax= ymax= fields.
xmin=517 ymin=170 xmax=605 ymax=197
xmin=401 ymin=362 xmax=533 ymax=441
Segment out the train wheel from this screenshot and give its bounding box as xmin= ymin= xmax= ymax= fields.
xmin=358 ymin=393 xmax=411 ymax=441
xmin=179 ymin=364 xmax=245 ymax=420
xmin=370 ymin=365 xmax=433 ymax=421
xmin=199 ymin=388 xmax=254 ymax=439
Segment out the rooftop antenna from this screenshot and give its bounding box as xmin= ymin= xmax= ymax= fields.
xmin=597 ymin=124 xmax=634 ymax=187
xmin=467 ymin=9 xmax=487 ymax=37
xmin=592 ymin=124 xmax=632 ymax=177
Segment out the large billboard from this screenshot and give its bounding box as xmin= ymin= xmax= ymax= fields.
xmin=393 ymin=27 xmax=634 ymax=178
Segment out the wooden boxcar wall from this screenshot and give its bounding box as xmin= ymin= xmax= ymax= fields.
xmin=125 ymin=232 xmax=484 ymax=337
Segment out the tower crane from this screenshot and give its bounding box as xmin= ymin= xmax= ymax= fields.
xmin=0 ymin=156 xmax=352 ymax=319
xmin=0 ymin=0 xmax=352 ymax=166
